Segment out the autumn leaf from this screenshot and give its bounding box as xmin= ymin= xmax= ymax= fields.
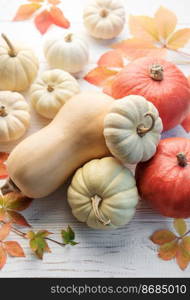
xmin=27 ymin=230 xmax=51 ymax=259
xmin=0 ymin=223 xmax=11 ymax=241
xmin=174 ymin=219 xmax=187 ymax=236
xmin=158 ymin=240 xmax=178 ymax=261
xmin=150 ymin=230 xmax=176 ymax=246
xmin=13 ymin=3 xmax=41 ymax=21
xmin=0 ymin=152 xmax=9 ymax=179
xmin=0 ymin=152 xmax=9 ymax=163
xmin=8 ymin=211 xmax=31 ymax=227
xmin=182 ymin=236 xmax=190 ymax=252
xmin=155 ymin=6 xmax=177 ymax=41
xmin=49 ymin=5 xmax=70 ymax=28
xmin=48 ymin=0 xmax=61 ymax=4
xmin=34 ymin=10 xmax=53 ymax=34
xmin=27 ymin=0 xmax=44 ymax=2
xmin=85 ymin=67 xmax=118 ymax=87
xmin=2 ymin=193 xmax=33 ymax=212
xmin=4 ymin=241 xmax=25 ymax=257
xmin=0 ymin=246 xmax=7 ymax=269
xmin=102 ymin=77 xmax=116 ymax=96
xmin=98 ymin=50 xmax=124 ymax=68
xmin=61 ymin=225 xmax=78 ymax=246
xmin=129 ymin=15 xmax=159 ymax=42
xmin=167 ymin=29 xmax=190 ymax=50
xmin=176 ymin=243 xmax=190 ymax=270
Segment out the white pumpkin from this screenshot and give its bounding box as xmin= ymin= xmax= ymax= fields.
xmin=83 ymin=0 xmax=126 ymax=39
xmin=30 ymin=69 xmax=80 ymax=119
xmin=104 ymin=95 xmax=163 ymax=164
xmin=43 ymin=32 xmax=89 ymax=73
xmin=0 ymin=34 xmax=39 ymax=92
xmin=67 ymin=157 xmax=138 ymax=230
xmin=0 ymin=91 xmax=30 ymax=142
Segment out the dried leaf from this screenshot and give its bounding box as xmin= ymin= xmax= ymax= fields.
xmin=98 ymin=50 xmax=124 ymax=68
xmin=61 ymin=226 xmax=78 ymax=246
xmin=182 ymin=236 xmax=190 ymax=252
xmin=2 ymin=193 xmax=33 ymax=211
xmin=0 ymin=163 xmax=8 ymax=179
xmin=150 ymin=230 xmax=176 ymax=246
xmin=34 ymin=10 xmax=53 ymax=34
xmin=0 ymin=246 xmax=7 ymax=269
xmin=49 ymin=6 xmax=70 ymax=28
xmin=48 ymin=0 xmax=61 ymax=4
xmin=155 ymin=6 xmax=177 ymax=41
xmin=129 ymin=15 xmax=159 ymax=42
xmin=173 ymin=219 xmax=187 ymax=236
xmin=158 ymin=241 xmax=178 ymax=260
xmin=4 ymin=241 xmax=25 ymax=257
xmin=8 ymin=211 xmax=31 ymax=227
xmin=13 ymin=3 xmax=41 ymax=21
xmin=84 ymin=67 xmax=118 ymax=87
xmin=0 ymin=152 xmax=9 ymax=163
xmin=167 ymin=28 xmax=190 ymax=50
xmin=0 ymin=223 xmax=11 ymax=241
xmin=112 ymin=38 xmax=166 ymax=60
xmin=181 ymin=113 xmax=190 ymax=132
xmin=176 ymin=243 xmax=190 ymax=270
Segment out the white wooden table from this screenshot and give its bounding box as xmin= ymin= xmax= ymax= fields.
xmin=0 ymin=0 xmax=190 ymax=278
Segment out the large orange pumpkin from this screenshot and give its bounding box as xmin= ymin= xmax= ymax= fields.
xmin=111 ymin=57 xmax=190 ymax=131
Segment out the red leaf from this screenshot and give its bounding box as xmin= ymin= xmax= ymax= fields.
xmin=49 ymin=6 xmax=70 ymax=28
xmin=181 ymin=113 xmax=190 ymax=132
xmin=150 ymin=230 xmax=177 ymax=246
xmin=0 ymin=223 xmax=11 ymax=241
xmin=0 ymin=163 xmax=8 ymax=179
xmin=8 ymin=211 xmax=31 ymax=227
xmin=4 ymin=241 xmax=25 ymax=257
xmin=0 ymin=246 xmax=7 ymax=269
xmin=34 ymin=10 xmax=53 ymax=34
xmin=84 ymin=67 xmax=118 ymax=87
xmin=3 ymin=193 xmax=33 ymax=211
xmin=0 ymin=152 xmax=9 ymax=163
xmin=98 ymin=50 xmax=124 ymax=68
xmin=13 ymin=3 xmax=41 ymax=21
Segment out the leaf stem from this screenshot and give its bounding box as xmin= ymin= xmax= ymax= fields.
xmin=45 ymin=237 xmax=66 ymax=247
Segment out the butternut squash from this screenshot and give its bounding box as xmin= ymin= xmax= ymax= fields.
xmin=7 ymin=92 xmax=113 ymax=198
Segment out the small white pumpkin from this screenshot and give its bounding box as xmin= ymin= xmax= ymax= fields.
xmin=0 ymin=91 xmax=30 ymax=142
xmin=104 ymin=95 xmax=163 ymax=164
xmin=0 ymin=34 xmax=39 ymax=92
xmin=43 ymin=32 xmax=89 ymax=73
xmin=30 ymin=69 xmax=80 ymax=119
xmin=83 ymin=0 xmax=126 ymax=39
xmin=67 ymin=157 xmax=138 ymax=230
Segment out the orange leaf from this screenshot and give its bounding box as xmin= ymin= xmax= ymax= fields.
xmin=0 ymin=163 xmax=8 ymax=179
xmin=167 ymin=28 xmax=190 ymax=50
xmin=176 ymin=243 xmax=190 ymax=270
xmin=181 ymin=113 xmax=190 ymax=132
xmin=155 ymin=6 xmax=177 ymax=41
xmin=49 ymin=6 xmax=70 ymax=28
xmin=103 ymin=77 xmax=115 ymax=96
xmin=150 ymin=230 xmax=176 ymax=246
xmin=129 ymin=15 xmax=159 ymax=42
xmin=182 ymin=236 xmax=190 ymax=253
xmin=8 ymin=211 xmax=31 ymax=227
xmin=98 ymin=50 xmax=124 ymax=68
xmin=0 ymin=223 xmax=11 ymax=241
xmin=3 ymin=193 xmax=33 ymax=211
xmin=158 ymin=241 xmax=178 ymax=261
xmin=84 ymin=67 xmax=118 ymax=87
xmin=0 ymin=209 xmax=6 ymax=222
xmin=0 ymin=152 xmax=9 ymax=163
xmin=48 ymin=0 xmax=61 ymax=4
xmin=173 ymin=219 xmax=187 ymax=236
xmin=0 ymin=246 xmax=7 ymax=269
xmin=13 ymin=3 xmax=41 ymax=21
xmin=34 ymin=10 xmax=53 ymax=34
xmin=112 ymin=38 xmax=166 ymax=60
xmin=4 ymin=241 xmax=25 ymax=257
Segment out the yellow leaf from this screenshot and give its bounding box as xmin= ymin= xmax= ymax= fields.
xmin=176 ymin=243 xmax=190 ymax=270
xmin=150 ymin=230 xmax=176 ymax=246
xmin=173 ymin=219 xmax=187 ymax=236
xmin=155 ymin=6 xmax=177 ymax=41
xmin=167 ymin=28 xmax=190 ymax=50
xmin=158 ymin=241 xmax=178 ymax=261
xmin=129 ymin=15 xmax=159 ymax=42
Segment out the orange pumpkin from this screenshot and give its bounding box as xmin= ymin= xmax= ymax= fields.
xmin=111 ymin=57 xmax=190 ymax=132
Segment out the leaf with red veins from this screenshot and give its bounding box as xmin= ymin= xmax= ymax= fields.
xmin=98 ymin=50 xmax=124 ymax=68
xmin=49 ymin=6 xmax=70 ymax=28
xmin=84 ymin=67 xmax=118 ymax=87
xmin=8 ymin=211 xmax=31 ymax=227
xmin=0 ymin=246 xmax=7 ymax=269
xmin=13 ymin=3 xmax=41 ymax=21
xmin=0 ymin=223 xmax=11 ymax=241
xmin=3 ymin=193 xmax=33 ymax=212
xmin=34 ymin=10 xmax=53 ymax=34
xmin=150 ymin=230 xmax=177 ymax=246
xmin=0 ymin=152 xmax=9 ymax=163
xmin=4 ymin=241 xmax=25 ymax=257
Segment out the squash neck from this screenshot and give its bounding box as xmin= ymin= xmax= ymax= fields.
xmin=150 ymin=64 xmax=164 ymax=81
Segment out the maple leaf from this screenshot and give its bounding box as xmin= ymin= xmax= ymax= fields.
xmin=98 ymin=50 xmax=124 ymax=68
xmin=13 ymin=3 xmax=41 ymax=21
xmin=61 ymin=226 xmax=78 ymax=246
xmin=27 ymin=230 xmax=52 ymax=259
xmin=0 ymin=152 xmax=9 ymax=179
xmin=150 ymin=229 xmax=176 ymax=246
xmin=49 ymin=5 xmax=70 ymax=28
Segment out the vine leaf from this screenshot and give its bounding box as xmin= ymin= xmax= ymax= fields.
xmin=0 ymin=152 xmax=9 ymax=179
xmin=0 ymin=223 xmax=11 ymax=240
xmin=167 ymin=29 xmax=190 ymax=50
xmin=158 ymin=241 xmax=178 ymax=260
xmin=34 ymin=10 xmax=53 ymax=34
xmin=4 ymin=241 xmax=25 ymax=257
xmin=176 ymin=243 xmax=190 ymax=270
xmin=154 ymin=6 xmax=177 ymax=41
xmin=150 ymin=229 xmax=176 ymax=245
xmin=61 ymin=226 xmax=78 ymax=246
xmin=174 ymin=219 xmax=187 ymax=236
xmin=49 ymin=5 xmax=70 ymax=28
xmin=98 ymin=50 xmax=124 ymax=68
xmin=27 ymin=230 xmax=52 ymax=259
xmin=129 ymin=15 xmax=159 ymax=42
xmin=0 ymin=246 xmax=7 ymax=269
xmin=84 ymin=67 xmax=118 ymax=87
xmin=13 ymin=3 xmax=41 ymax=21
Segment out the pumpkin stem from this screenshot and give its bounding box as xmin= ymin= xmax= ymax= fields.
xmin=1 ymin=34 xmax=16 ymax=57
xmin=0 ymin=106 xmax=7 ymax=117
xmin=177 ymin=152 xmax=188 ymax=167
xmin=91 ymin=195 xmax=111 ymax=226
xmin=100 ymin=9 xmax=109 ymax=18
xmin=64 ymin=33 xmax=73 ymax=43
xmin=137 ymin=112 xmax=156 ymax=137
xmin=47 ymin=85 xmax=54 ymax=92
xmin=150 ymin=64 xmax=164 ymax=81
xmin=1 ymin=178 xmax=21 ymax=195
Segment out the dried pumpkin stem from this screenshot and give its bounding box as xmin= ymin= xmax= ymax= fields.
xmin=47 ymin=85 xmax=54 ymax=92
xmin=1 ymin=178 xmax=20 ymax=195
xmin=64 ymin=33 xmax=73 ymax=43
xmin=91 ymin=195 xmax=110 ymax=226
xmin=1 ymin=34 xmax=16 ymax=57
xmin=0 ymin=105 xmax=7 ymax=117
xmin=150 ymin=64 xmax=164 ymax=81
xmin=137 ymin=112 xmax=156 ymax=137
xmin=176 ymin=152 xmax=188 ymax=167
xmin=100 ymin=9 xmax=109 ymax=17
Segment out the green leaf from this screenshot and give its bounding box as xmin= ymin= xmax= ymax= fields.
xmin=30 ymin=239 xmax=38 ymax=251
xmin=173 ymin=219 xmax=187 ymax=236
xmin=61 ymin=226 xmax=78 ymax=246
xmin=36 ymin=230 xmax=52 ymax=238
xmin=150 ymin=230 xmax=176 ymax=245
xmin=26 ymin=230 xmax=35 ymax=240
xmin=3 ymin=193 xmax=33 ymax=211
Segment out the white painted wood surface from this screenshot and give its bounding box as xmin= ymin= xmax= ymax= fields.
xmin=0 ymin=0 xmax=190 ymax=278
